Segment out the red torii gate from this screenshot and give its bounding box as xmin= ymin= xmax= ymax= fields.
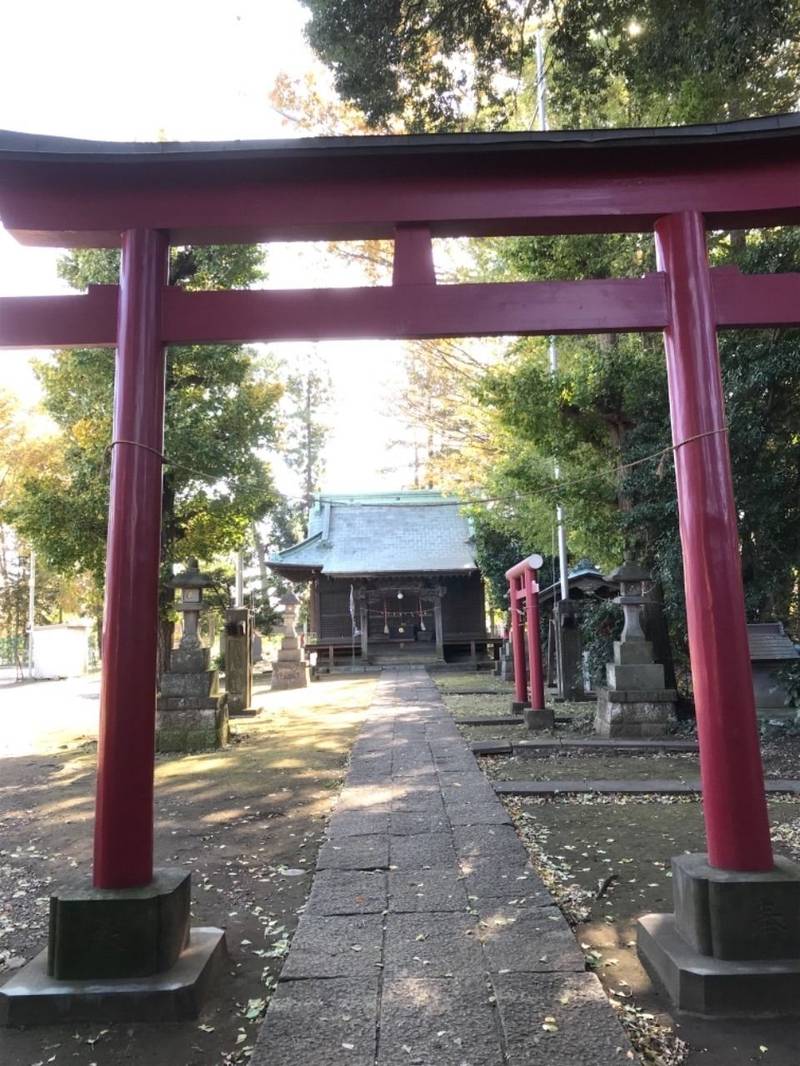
xmin=2 ymin=115 xmax=800 ymax=1016
xmin=505 ymin=554 xmax=548 ymax=727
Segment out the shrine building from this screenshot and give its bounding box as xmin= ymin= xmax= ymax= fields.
xmin=267 ymin=492 xmax=492 ymax=668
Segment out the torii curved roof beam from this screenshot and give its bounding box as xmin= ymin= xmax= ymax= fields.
xmin=1 ymin=113 xmax=800 ymax=247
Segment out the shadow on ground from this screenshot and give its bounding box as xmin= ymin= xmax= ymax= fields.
xmin=0 ymin=674 xmax=376 ymax=1066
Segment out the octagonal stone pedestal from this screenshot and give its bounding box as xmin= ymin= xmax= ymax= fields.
xmin=0 ymin=870 xmax=225 ymax=1025
xmin=595 ymin=687 xmax=677 ymax=738
xmin=638 ymin=853 xmax=800 ymax=1016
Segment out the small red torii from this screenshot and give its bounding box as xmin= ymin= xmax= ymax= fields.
xmin=505 ymin=554 xmax=549 ymax=728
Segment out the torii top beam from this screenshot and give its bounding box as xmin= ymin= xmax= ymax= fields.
xmin=2 ymin=113 xmax=800 ymax=248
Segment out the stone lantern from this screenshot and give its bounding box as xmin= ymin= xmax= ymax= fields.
xmin=171 ymin=558 xmax=212 ymax=649
xmin=594 ymin=557 xmax=676 ymax=737
xmin=271 ymin=591 xmax=309 ymax=690
xmin=156 ymin=559 xmax=228 ymax=751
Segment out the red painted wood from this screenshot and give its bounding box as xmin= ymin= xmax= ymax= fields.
xmin=3 ymin=150 xmax=800 ymax=247
xmin=656 ymin=210 xmax=773 ymax=872
xmin=509 ymin=576 xmax=527 ymax=705
xmin=0 ymin=286 xmax=118 ymax=349
xmin=160 ymin=277 xmax=668 ymax=343
xmin=393 ymin=224 xmax=435 ymax=286
xmin=93 ymin=229 xmax=169 ymax=889
xmin=712 ymin=267 xmax=800 ymax=327
xmin=5 ymin=270 xmax=800 ymax=351
xmin=523 ymin=570 xmax=545 ymax=712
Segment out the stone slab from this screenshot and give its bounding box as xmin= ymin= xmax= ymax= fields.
xmin=391 ymin=789 xmax=447 ymax=816
xmin=280 ymin=915 xmax=383 ymax=979
xmin=452 ymin=824 xmax=529 ymax=863
xmin=389 ymin=810 xmax=450 ymax=835
xmin=388 ymin=867 xmax=469 ymax=913
xmin=390 ymin=831 xmax=457 ymax=869
xmin=494 ymin=779 xmax=800 ymax=796
xmin=471 ymin=741 xmax=515 ymax=755
xmin=316 ymin=835 xmax=390 ymax=871
xmin=513 ymin=737 xmax=698 ymax=753
xmin=327 ymin=810 xmax=392 ymax=838
xmin=156 ymin=696 xmax=222 ymax=712
xmin=159 ymin=671 xmax=217 ymax=698
xmin=384 ymin=913 xmax=483 ymax=977
xmin=446 ymin=801 xmax=512 ymax=826
xmin=479 ymin=905 xmax=585 ymax=974
xmin=459 ymin=856 xmax=549 ymax=906
xmin=378 ymin=976 xmax=504 ymax=1066
xmin=0 ymin=928 xmax=225 ymax=1026
xmin=251 ymin=978 xmax=378 ymax=1066
xmin=638 ymin=912 xmax=800 ymax=1017
xmin=169 ymin=646 xmax=210 ymax=673
xmin=441 ymin=782 xmax=497 ymax=806
xmin=305 ymin=870 xmax=388 ymax=916
xmin=606 ymin=662 xmax=666 ymax=689
xmin=493 ymin=971 xmax=634 ymax=1064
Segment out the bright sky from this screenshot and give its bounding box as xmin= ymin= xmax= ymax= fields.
xmin=0 ymin=0 xmax=409 ymax=495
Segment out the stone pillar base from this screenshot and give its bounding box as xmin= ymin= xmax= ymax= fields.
xmin=271 ymin=659 xmax=309 ymax=690
xmin=511 ymin=700 xmax=530 ymax=715
xmin=157 ymin=646 xmax=228 ymax=751
xmin=523 ymin=706 xmax=555 ymax=731
xmin=594 ymin=687 xmax=676 ymax=738
xmin=0 ymin=869 xmax=226 ymax=1025
xmin=638 ymin=852 xmax=800 ymax=1016
xmin=156 ymin=698 xmax=228 ymax=752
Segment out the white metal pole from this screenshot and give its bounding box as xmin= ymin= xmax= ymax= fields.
xmin=537 ymin=30 xmax=570 ymax=602
xmin=27 ymin=550 xmax=35 ymax=675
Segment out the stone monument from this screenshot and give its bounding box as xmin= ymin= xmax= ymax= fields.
xmin=224 ymin=606 xmax=254 ymax=715
xmin=554 ymin=599 xmax=585 ymax=700
xmin=594 ymin=558 xmax=676 ymax=737
xmin=270 ymin=592 xmax=309 ymax=690
xmin=156 ymin=559 xmax=228 ymax=751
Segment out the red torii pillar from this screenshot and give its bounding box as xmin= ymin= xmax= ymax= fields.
xmin=656 ymin=211 xmax=772 ymax=873
xmin=94 ymin=228 xmax=168 ymax=889
xmin=505 ymin=554 xmax=552 ymax=730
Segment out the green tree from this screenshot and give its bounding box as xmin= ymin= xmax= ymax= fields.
xmin=10 ymin=245 xmax=283 ymax=661
xmin=301 ymin=0 xmax=800 ymax=130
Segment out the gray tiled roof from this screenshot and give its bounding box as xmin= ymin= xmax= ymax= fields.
xmin=269 ymin=492 xmax=478 ymax=576
xmin=747 ymin=623 xmax=799 ymax=661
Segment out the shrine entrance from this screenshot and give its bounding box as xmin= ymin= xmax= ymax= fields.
xmin=1 ymin=115 xmax=800 ymax=1018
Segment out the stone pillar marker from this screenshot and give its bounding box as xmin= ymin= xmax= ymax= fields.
xmin=554 ymin=599 xmax=584 ymax=700
xmin=594 ymin=559 xmax=676 ymax=737
xmin=271 ymin=592 xmax=309 ymax=690
xmin=156 ymin=559 xmax=228 ymax=751
xmin=224 ymin=606 xmax=254 ymax=716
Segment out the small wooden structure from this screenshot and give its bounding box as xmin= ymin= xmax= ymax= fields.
xmin=268 ymin=492 xmax=494 ymax=668
xmin=747 ymin=622 xmax=800 ymax=715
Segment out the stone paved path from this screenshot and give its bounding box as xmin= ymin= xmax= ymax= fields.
xmin=252 ymin=670 xmax=634 ymax=1066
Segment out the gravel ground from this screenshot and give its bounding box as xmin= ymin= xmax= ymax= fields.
xmin=0 ymin=673 xmax=376 ymax=1066
xmin=499 ymin=791 xmax=800 ymax=1064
